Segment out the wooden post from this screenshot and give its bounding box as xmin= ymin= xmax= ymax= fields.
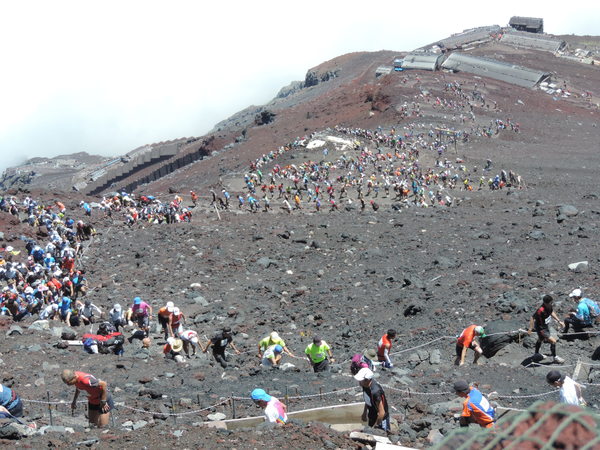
xmin=319 ymin=387 xmax=323 ymax=401
xmin=214 ymin=205 xmax=221 ymax=221
xmin=47 ymin=392 xmax=53 ymax=426
xmin=232 ymin=397 xmax=236 ymax=419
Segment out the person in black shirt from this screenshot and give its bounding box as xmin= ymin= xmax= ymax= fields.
xmin=528 ymin=295 xmax=565 ymax=364
xmin=354 ymin=368 xmax=390 ymax=432
xmin=202 ymin=327 xmax=241 ymax=368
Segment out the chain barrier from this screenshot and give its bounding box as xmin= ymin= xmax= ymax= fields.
xmin=119 ymin=398 xmax=230 ymax=417
xmin=23 ymin=380 xmax=585 ymax=414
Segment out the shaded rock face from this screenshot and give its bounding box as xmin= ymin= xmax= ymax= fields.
xmin=254 ymin=110 xmax=276 ymax=126
xmin=304 ymin=69 xmax=339 ymax=87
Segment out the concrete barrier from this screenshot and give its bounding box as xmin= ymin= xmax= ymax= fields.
xmin=221 ymin=402 xmax=364 ymax=430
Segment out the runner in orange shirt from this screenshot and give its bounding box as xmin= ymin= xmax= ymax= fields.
xmin=455 ymin=325 xmax=486 ymax=366
xmin=376 ymin=329 xmax=397 ymax=369
xmin=453 ymin=380 xmax=495 ymax=428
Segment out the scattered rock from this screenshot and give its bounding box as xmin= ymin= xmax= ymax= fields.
xmin=568 ymin=261 xmax=589 ymax=272
xmin=6 ymin=325 xmax=23 ymax=336
xmin=557 ymin=205 xmax=578 ymax=217
xmin=29 ymin=320 xmax=50 ymax=331
xmin=207 ymin=412 xmax=226 ymax=421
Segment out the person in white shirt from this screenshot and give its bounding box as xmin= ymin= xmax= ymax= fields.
xmin=546 ymin=370 xmax=586 ymax=406
xmin=39 ymin=303 xmax=59 ymax=320
xmin=179 ymin=329 xmax=200 ymax=358
xmin=108 ymin=303 xmax=126 ymax=331
xmin=78 ymin=299 xmax=102 ymax=325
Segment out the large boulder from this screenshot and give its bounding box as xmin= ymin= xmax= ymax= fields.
xmin=480 ymin=320 xmax=524 ymax=358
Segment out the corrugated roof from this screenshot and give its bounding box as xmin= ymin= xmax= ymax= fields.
xmin=441 ymin=53 xmax=550 ymax=88
xmin=375 ymin=66 xmax=393 ymax=75
xmin=437 ymin=26 xmax=501 ymax=49
xmin=401 ymin=53 xmax=442 ymax=71
xmin=501 ymin=31 xmax=564 ymax=52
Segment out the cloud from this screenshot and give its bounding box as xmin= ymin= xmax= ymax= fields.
xmin=0 ymin=0 xmax=598 ymax=173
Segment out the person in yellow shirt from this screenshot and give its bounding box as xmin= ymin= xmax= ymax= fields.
xmin=305 ymin=336 xmax=334 ymax=372
xmin=258 ymin=331 xmax=294 ymax=358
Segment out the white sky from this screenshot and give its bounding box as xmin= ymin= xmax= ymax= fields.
xmin=0 ymin=0 xmax=598 ymax=173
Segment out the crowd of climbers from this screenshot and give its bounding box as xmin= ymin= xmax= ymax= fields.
xmin=228 ymin=124 xmax=524 ymax=214
xmin=0 ymin=106 xmax=593 ymax=432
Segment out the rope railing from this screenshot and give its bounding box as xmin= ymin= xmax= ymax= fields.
xmin=24 ymin=379 xmax=597 ymax=418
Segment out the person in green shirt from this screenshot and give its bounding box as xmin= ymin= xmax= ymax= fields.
xmin=258 ymin=331 xmax=295 ymax=358
xmin=305 ymin=336 xmax=334 ymax=372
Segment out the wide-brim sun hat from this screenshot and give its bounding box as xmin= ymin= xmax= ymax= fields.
xmin=171 ymin=339 xmax=184 ymax=353
xmin=364 ymin=349 xmax=377 ymax=360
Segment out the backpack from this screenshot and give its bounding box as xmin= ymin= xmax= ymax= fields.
xmin=350 ymin=354 xmax=368 ymax=375
xmin=583 ymin=298 xmax=600 ymax=318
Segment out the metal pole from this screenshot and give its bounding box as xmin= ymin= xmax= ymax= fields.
xmin=171 ymin=398 xmax=177 ymax=425
xmin=47 ymin=392 xmax=53 ymax=426
xmin=285 ymin=386 xmax=289 ymax=412
xmin=319 ymin=387 xmax=323 ymax=401
xmin=232 ymin=397 xmax=236 ymax=419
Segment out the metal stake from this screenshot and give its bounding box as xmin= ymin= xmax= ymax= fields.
xmin=47 ymin=392 xmax=53 ymax=426
xmin=171 ymin=398 xmax=177 ymax=425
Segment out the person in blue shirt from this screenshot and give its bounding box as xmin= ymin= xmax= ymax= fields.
xmin=80 ymin=201 xmax=92 ymax=216
xmin=563 ymin=289 xmax=593 ymax=333
xmin=58 ymin=296 xmax=72 ymax=322
xmin=0 ymin=383 xmax=23 ymax=418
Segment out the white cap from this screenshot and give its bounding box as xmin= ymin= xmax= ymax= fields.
xmin=569 ymin=289 xmax=582 ymax=298
xmin=270 ymin=331 xmax=280 ymax=340
xmin=166 ymin=301 xmax=174 ymax=308
xmin=173 ymin=307 xmax=180 ymax=315
xmin=6 ymin=246 xmax=13 ymax=252
xmin=167 ymin=337 xmax=175 ymax=345
xmin=354 ymin=368 xmax=374 ymax=381
xmin=114 ymin=303 xmax=122 ymax=311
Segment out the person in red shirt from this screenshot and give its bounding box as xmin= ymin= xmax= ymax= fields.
xmin=190 ymin=191 xmax=198 ymax=206
xmin=61 ymin=369 xmax=113 ymax=427
xmin=455 ymin=325 xmax=486 ymax=366
xmin=167 ymin=307 xmax=186 ymax=338
xmin=376 ymin=329 xmax=397 ymax=369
